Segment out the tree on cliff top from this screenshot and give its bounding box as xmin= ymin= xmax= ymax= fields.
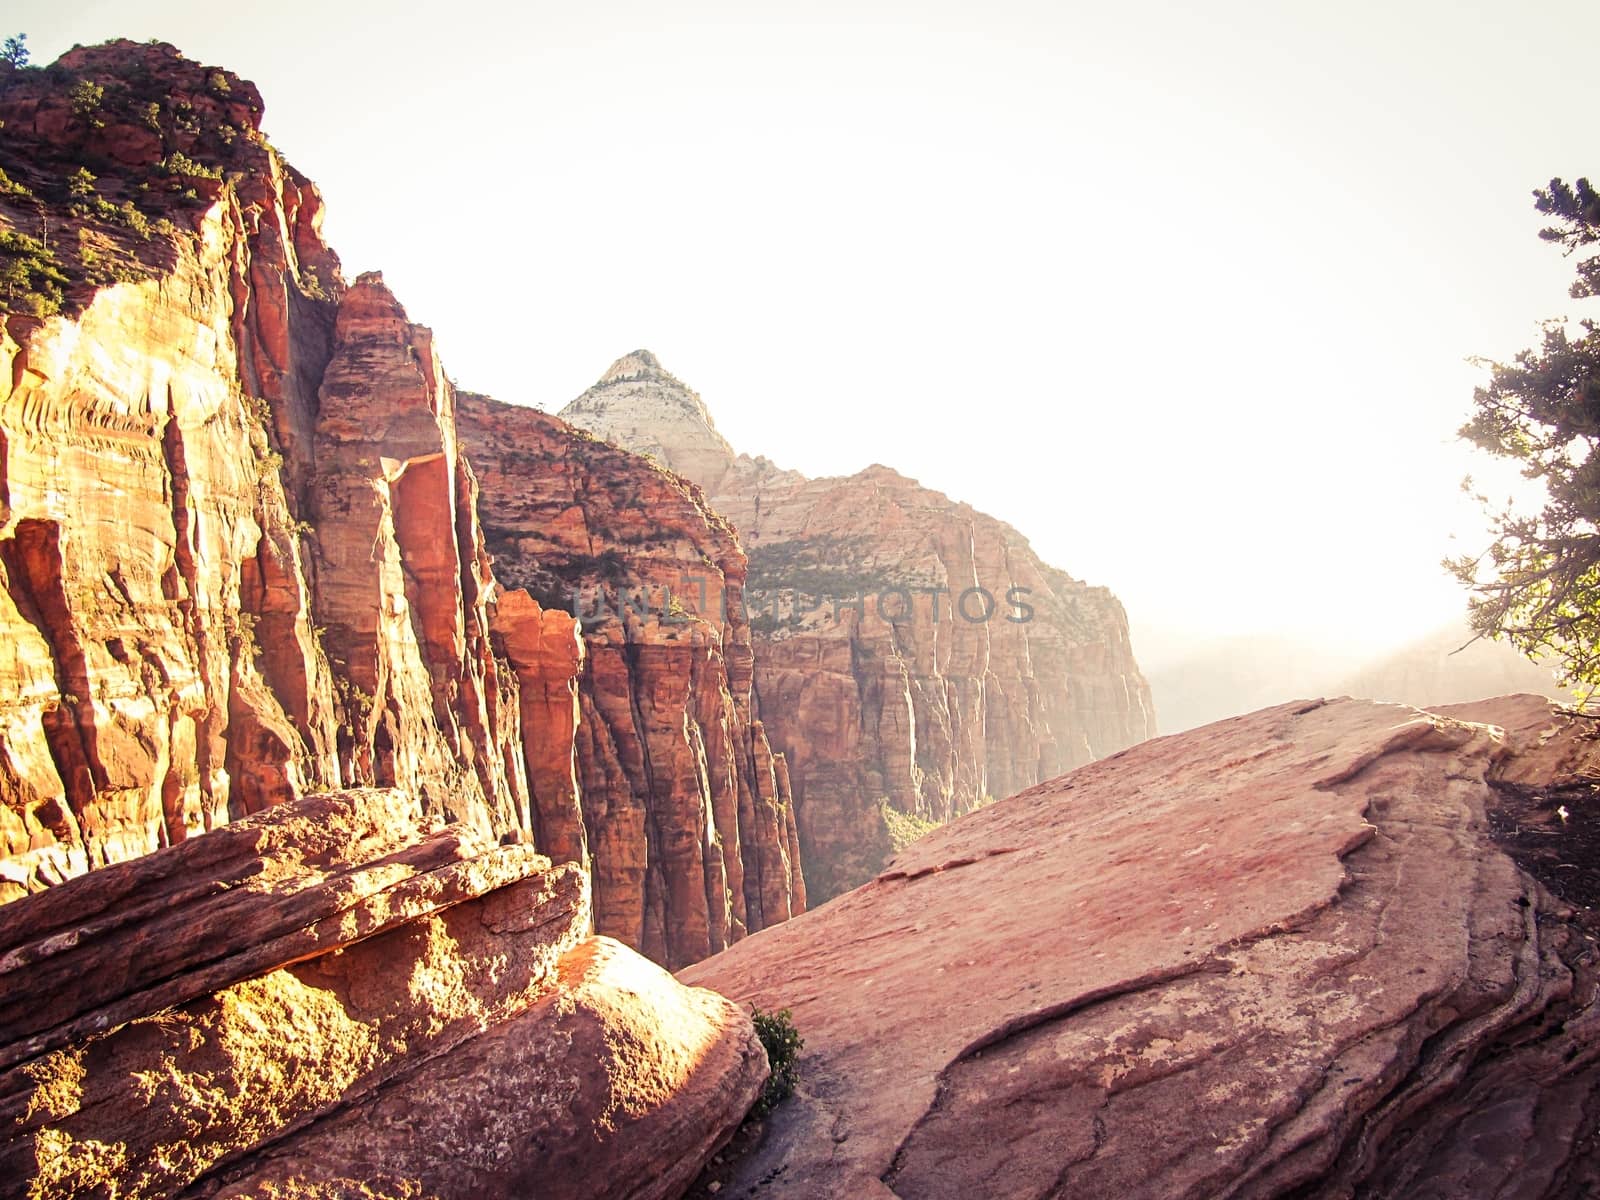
xmin=1 ymin=34 xmax=27 ymax=68
xmin=1451 ymin=178 xmax=1600 ymax=693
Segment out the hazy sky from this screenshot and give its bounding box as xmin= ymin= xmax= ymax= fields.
xmin=14 ymin=0 xmax=1598 ymax=665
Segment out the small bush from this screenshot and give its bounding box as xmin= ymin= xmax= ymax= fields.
xmin=118 ymin=201 xmax=150 ymax=238
xmin=255 ymin=448 xmax=284 ymax=482
xmin=880 ymin=801 xmax=940 ymax=852
xmin=0 ymin=228 xmax=67 ymax=316
xmin=160 ymin=151 xmax=222 ymax=180
xmin=750 ymin=1006 xmax=802 ymax=1116
xmin=68 ymin=79 xmax=103 ymax=119
xmin=297 ymin=268 xmax=329 ymax=300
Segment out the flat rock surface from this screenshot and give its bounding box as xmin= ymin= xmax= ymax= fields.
xmin=681 ymin=696 xmax=1600 ymax=1199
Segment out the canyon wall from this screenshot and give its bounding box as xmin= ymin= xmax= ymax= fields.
xmin=0 ymin=44 xmax=795 ymax=967
xmin=0 ymin=42 xmax=570 ymax=897
xmin=458 ymin=393 xmax=804 ymax=967
xmin=561 ymin=351 xmax=1156 ymax=899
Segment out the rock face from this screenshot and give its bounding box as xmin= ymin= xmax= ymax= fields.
xmin=0 ymin=44 xmax=333 ymax=890
xmin=560 ymin=352 xmax=1155 ymax=899
xmin=0 ymin=43 xmax=580 ymax=896
xmin=457 ymin=393 xmax=805 ymax=968
xmin=0 ymin=46 xmax=805 ymax=972
xmin=1 ymin=788 xmax=767 ymax=1200
xmin=563 ymin=350 xmax=739 ymax=495
xmin=682 ymin=695 xmax=1600 ymax=1198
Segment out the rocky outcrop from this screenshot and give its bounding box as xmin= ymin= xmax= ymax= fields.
xmin=0 ymin=45 xmax=579 ymax=901
xmin=2 ymin=788 xmax=767 ymax=1200
xmin=560 ymin=352 xmax=1155 ymax=900
xmin=682 ymin=695 xmax=1600 ymax=1198
xmin=563 ymin=350 xmax=739 ymax=495
xmin=308 ymin=271 xmax=538 ymax=833
xmin=0 ymin=47 xmax=804 ymax=971
xmin=0 ymin=42 xmax=344 ymax=893
xmin=458 ymin=393 xmax=805 ymax=968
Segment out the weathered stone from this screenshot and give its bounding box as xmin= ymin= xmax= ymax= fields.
xmin=682 ymin=696 xmax=1600 ymax=1199
xmin=459 ymin=393 xmax=805 ymax=968
xmin=0 ymin=788 xmax=554 ymax=1070
xmin=562 ymin=349 xmax=739 ymax=495
xmin=192 ymin=938 xmax=767 ymax=1200
xmin=309 ymin=272 xmax=533 ymax=832
xmin=0 ymin=45 xmax=581 ymax=903
xmin=2 ymin=789 xmax=764 ymax=1200
xmin=560 ymin=352 xmax=1156 ymax=900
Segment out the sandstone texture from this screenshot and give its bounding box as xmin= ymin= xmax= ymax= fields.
xmin=1 ymin=788 xmax=767 ymax=1200
xmin=560 ymin=352 xmax=1155 ymax=899
xmin=682 ymin=695 xmax=1600 ymax=1199
xmin=0 ymin=43 xmax=579 ymax=894
xmin=562 ymin=350 xmax=740 ymax=495
xmin=0 ymin=44 xmax=804 ymax=974
xmin=458 ymin=393 xmax=805 ymax=968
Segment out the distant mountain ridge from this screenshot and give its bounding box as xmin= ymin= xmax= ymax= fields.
xmin=1147 ymin=621 xmax=1576 ymax=735
xmin=559 ymin=351 xmax=1155 ymax=899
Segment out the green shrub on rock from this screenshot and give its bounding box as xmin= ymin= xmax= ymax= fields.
xmin=750 ymin=1006 xmax=803 ymax=1116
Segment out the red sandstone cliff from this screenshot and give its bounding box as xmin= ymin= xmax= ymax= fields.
xmin=562 ymin=351 xmax=1156 ymax=899
xmin=0 ymin=44 xmax=578 ymax=895
xmin=457 ymin=393 xmax=805 ymax=967
xmin=0 ymin=43 xmax=799 ymax=971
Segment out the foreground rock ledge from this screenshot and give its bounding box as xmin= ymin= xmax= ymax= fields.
xmin=681 ymin=695 xmax=1600 ymax=1199
xmin=2 ymin=789 xmax=766 ymax=1200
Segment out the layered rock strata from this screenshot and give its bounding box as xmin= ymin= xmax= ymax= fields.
xmin=682 ymin=695 xmax=1600 ymax=1199
xmin=458 ymin=393 xmax=805 ymax=968
xmin=561 ymin=351 xmax=1156 ymax=899
xmin=0 ymin=42 xmax=580 ymax=897
xmin=2 ymin=788 xmax=767 ymax=1200
xmin=0 ymin=42 xmax=806 ymax=973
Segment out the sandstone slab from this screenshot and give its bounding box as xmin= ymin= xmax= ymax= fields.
xmin=192 ymin=937 xmax=767 ymax=1200
xmin=681 ymin=696 xmax=1600 ymax=1199
xmin=2 ymin=788 xmax=766 ymax=1200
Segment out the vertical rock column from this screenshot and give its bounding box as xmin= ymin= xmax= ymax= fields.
xmin=309 ymin=272 xmax=524 ymax=834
